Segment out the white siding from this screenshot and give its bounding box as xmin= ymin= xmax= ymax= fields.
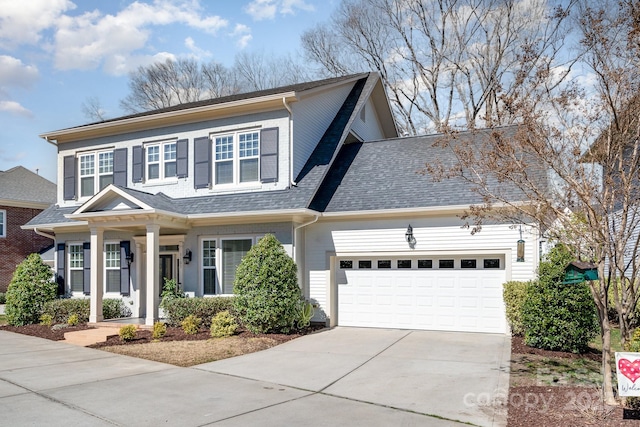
xmin=304 ymin=216 xmax=538 ymax=323
xmin=291 ymin=84 xmax=353 ymax=178
xmin=350 ymin=97 xmax=384 ymax=142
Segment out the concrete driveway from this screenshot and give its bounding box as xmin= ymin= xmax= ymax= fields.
xmin=0 ymin=327 xmax=509 ymax=426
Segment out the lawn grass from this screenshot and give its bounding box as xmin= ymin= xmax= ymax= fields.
xmin=0 ymin=314 xmax=6 ymax=326
xmin=590 ymin=327 xmax=623 ymax=353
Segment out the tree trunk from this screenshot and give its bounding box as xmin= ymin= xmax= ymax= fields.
xmin=600 ymin=314 xmax=618 ymax=405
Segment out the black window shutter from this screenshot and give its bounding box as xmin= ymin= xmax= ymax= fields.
xmin=260 ymin=128 xmax=278 ymax=183
xmin=83 ymin=242 xmax=91 ymax=295
xmin=113 ymin=148 xmax=127 ymax=187
xmin=194 ymin=136 xmax=211 ymax=189
xmin=176 ymin=139 xmax=188 ymax=178
xmin=120 ymin=241 xmax=130 ymax=296
xmin=63 ymin=155 xmax=77 ymax=200
xmin=56 ymin=243 xmax=65 ymax=296
xmin=132 ymin=145 xmax=144 ymax=183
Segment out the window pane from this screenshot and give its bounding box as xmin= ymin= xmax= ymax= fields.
xmin=359 ymin=260 xmax=372 ymax=269
xmin=0 ymin=211 xmax=5 ymax=236
xmin=147 ymin=145 xmax=159 ymax=162
xmin=418 ymin=259 xmax=432 ymax=269
xmin=105 ymin=244 xmax=120 ymax=268
xmin=99 ymin=152 xmax=113 ymax=174
xmin=484 ymin=259 xmax=500 ymax=269
xmin=240 ymin=158 xmax=258 ymax=182
xmin=69 ymin=245 xmax=83 ymax=268
xmin=148 ymin=163 xmax=160 ymax=180
xmin=204 ymin=269 xmax=216 ymax=295
xmin=106 ymin=270 xmax=120 ymax=293
xmin=461 ymin=259 xmax=477 ymax=269
xmin=70 ymin=270 xmax=84 ymax=292
xmin=81 ymin=177 xmax=94 ymax=197
xmin=202 ymin=240 xmax=216 ymax=267
xmin=340 ymin=260 xmax=353 ymax=269
xmin=397 ymin=260 xmax=411 ymax=269
xmin=221 ymin=239 xmax=251 ymax=294
xmin=216 ymin=160 xmax=233 ymax=184
xmin=378 ymin=260 xmax=391 ymax=269
xmin=239 ymin=132 xmax=259 ymax=157
xmin=215 ymin=136 xmax=234 ymax=160
xmin=80 ymin=155 xmax=94 ymax=176
xmin=164 ymin=143 xmax=176 ymax=161
xmin=99 ymin=174 xmax=113 ymax=190
xmin=165 ymin=161 xmax=177 ymax=178
xmin=439 ymin=260 xmax=454 ymax=269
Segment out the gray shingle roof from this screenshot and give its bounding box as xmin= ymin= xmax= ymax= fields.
xmin=311 ymin=126 xmax=547 ymax=213
xmin=24 ymin=204 xmax=76 ymax=226
xmin=0 ymin=166 xmax=56 ymax=205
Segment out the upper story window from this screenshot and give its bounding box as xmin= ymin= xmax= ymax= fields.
xmin=214 ymin=131 xmax=260 ymax=185
xmin=146 ymin=142 xmax=177 ymax=181
xmin=79 ymin=151 xmax=113 ymax=198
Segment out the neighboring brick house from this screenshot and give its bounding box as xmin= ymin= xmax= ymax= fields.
xmin=0 ymin=166 xmax=56 ymax=292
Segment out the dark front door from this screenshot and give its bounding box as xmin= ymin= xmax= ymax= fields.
xmin=159 ymin=254 xmax=174 ymax=295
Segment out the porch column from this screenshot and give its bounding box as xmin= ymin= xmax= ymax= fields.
xmin=145 ymin=224 xmax=160 ymax=326
xmin=134 ymin=241 xmax=143 ymax=318
xmin=89 ymin=227 xmax=104 ymax=323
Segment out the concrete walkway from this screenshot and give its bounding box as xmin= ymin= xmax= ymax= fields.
xmin=0 ymin=327 xmax=510 ymax=426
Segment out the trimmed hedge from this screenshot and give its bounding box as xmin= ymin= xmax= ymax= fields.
xmin=162 ymin=297 xmax=235 ymax=328
xmin=42 ymin=298 xmax=132 ymax=324
xmin=503 ymin=281 xmax=529 ymax=336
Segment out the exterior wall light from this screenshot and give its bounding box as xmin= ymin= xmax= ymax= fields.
xmin=125 ymin=252 xmax=134 ymax=266
xmin=183 ymin=249 xmax=192 ymax=265
xmin=405 ymin=225 xmax=416 ymax=246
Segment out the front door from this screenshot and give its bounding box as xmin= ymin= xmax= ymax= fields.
xmin=159 ymin=254 xmax=174 ymax=295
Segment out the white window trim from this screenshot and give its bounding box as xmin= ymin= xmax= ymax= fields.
xmin=68 ymin=242 xmax=84 ymax=294
xmin=200 ymin=235 xmax=255 ymax=296
xmin=0 ymin=209 xmax=6 ymax=238
xmin=104 ymin=241 xmax=120 ymax=295
xmin=211 ymin=129 xmax=260 ymax=187
xmin=78 ymin=149 xmax=114 ymax=199
xmin=145 ymin=140 xmax=178 ymax=182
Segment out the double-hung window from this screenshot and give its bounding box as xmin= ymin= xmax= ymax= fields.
xmin=214 ymin=131 xmax=260 ymax=185
xmin=68 ymin=244 xmax=83 ymax=292
xmin=201 ymin=237 xmax=252 ymax=295
xmin=147 ymin=141 xmax=177 ymax=181
xmin=79 ymin=151 xmax=113 ymax=197
xmin=105 ymin=243 xmax=120 ymax=293
xmin=0 ymin=210 xmax=5 ymax=238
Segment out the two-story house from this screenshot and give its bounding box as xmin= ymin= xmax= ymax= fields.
xmin=0 ymin=166 xmax=56 ymax=292
xmin=25 ymin=73 xmax=539 ymax=332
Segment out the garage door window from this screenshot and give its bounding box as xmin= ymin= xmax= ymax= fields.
xmin=484 ymin=259 xmax=500 ymax=269
xmin=359 ymin=260 xmax=372 ymax=269
xmin=418 ymin=259 xmax=433 ymax=268
xmin=378 ymin=260 xmax=391 ymax=269
xmin=340 ymin=260 xmax=353 ymax=269
xmin=397 ymin=260 xmax=411 ymax=268
xmin=461 ymin=259 xmax=477 ymax=269
xmin=439 ymin=259 xmax=454 ymax=269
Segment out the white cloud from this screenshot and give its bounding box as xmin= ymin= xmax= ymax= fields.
xmin=0 ymin=56 xmax=39 ymax=88
xmin=0 ymin=100 xmax=32 ymax=117
xmin=0 ymin=0 xmax=74 ymax=48
xmin=103 ymin=52 xmax=177 ymax=76
xmin=231 ymin=24 xmax=252 ymax=49
xmin=184 ymin=37 xmax=212 ymax=59
xmin=244 ymin=0 xmax=314 ymax=21
xmin=53 ymin=0 xmax=228 ymax=74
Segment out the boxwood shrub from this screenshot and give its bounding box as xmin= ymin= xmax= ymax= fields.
xmin=162 ymin=297 xmax=235 ymax=328
xmin=5 ymin=254 xmax=56 ymax=325
xmin=42 ymin=298 xmax=131 ymax=324
xmin=503 ymin=281 xmax=529 ymax=336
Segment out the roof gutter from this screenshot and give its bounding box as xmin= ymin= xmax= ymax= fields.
xmin=282 ymin=97 xmax=295 ymax=187
xmin=33 ymin=227 xmax=55 ymax=241
xmin=292 ymin=214 xmax=319 ymax=264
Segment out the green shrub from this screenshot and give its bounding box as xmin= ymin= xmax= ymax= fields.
xmin=160 ymin=278 xmax=185 ymax=310
xmin=522 ymin=245 xmax=599 ymax=353
xmin=102 ymin=298 xmax=132 ymax=319
xmin=233 ymin=234 xmax=302 ymax=334
xmin=119 ymin=325 xmax=137 ymax=341
xmin=5 ymin=254 xmax=56 ymax=326
xmin=0 ymin=292 xmax=6 ymax=304
xmin=67 ymin=314 xmax=79 ymax=326
xmin=152 ymin=321 xmax=167 ymax=340
xmin=210 ymin=310 xmax=238 ymax=338
xmin=42 ymin=299 xmax=90 ymax=324
xmin=39 ymin=313 xmax=53 ymax=327
xmin=503 ymin=281 xmax=529 ymax=336
xmin=295 ymin=300 xmax=315 ymax=329
xmin=162 ymin=297 xmax=235 ymax=328
xmin=181 ymin=315 xmax=202 ymax=335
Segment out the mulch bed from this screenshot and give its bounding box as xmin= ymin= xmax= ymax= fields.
xmin=506 ymin=336 xmax=634 ymax=426
xmin=0 ymin=324 xmax=92 ymax=341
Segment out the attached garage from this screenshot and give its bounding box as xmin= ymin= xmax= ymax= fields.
xmin=336 ymin=255 xmax=508 ymax=333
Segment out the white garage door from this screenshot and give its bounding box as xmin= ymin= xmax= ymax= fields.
xmin=337 ymin=256 xmax=507 ymax=333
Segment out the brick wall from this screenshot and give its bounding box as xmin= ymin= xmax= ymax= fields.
xmin=0 ymin=205 xmax=53 ymax=293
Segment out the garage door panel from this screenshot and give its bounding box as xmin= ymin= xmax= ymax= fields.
xmin=338 ymin=256 xmax=507 ymax=333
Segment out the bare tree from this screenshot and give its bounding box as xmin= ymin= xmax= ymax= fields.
xmin=81 ymin=96 xmax=107 ymax=122
xmin=428 ymin=0 xmax=640 ymax=405
xmin=234 ymin=51 xmax=312 ymax=91
xmin=302 ymin=0 xmax=577 ymax=134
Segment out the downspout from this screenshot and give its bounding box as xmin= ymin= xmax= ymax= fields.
xmin=282 ymin=97 xmax=296 ymax=187
xmin=293 ymin=215 xmax=320 ymax=300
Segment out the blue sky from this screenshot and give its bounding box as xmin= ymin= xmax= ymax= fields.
xmin=0 ymin=0 xmax=335 ymax=183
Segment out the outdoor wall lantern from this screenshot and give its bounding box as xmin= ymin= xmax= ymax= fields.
xmin=125 ymin=252 xmax=134 ymax=266
xmin=183 ymin=249 xmax=192 ymax=265
xmin=517 ymin=226 xmax=525 ymax=262
xmin=405 ymin=225 xmax=417 ymax=246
